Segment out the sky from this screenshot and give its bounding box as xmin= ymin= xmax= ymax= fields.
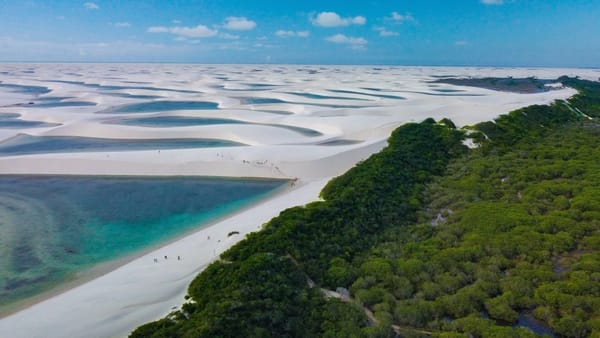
xmin=0 ymin=0 xmax=599 ymax=67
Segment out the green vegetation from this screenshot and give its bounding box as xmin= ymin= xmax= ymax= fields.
xmin=131 ymin=78 xmax=600 ymax=337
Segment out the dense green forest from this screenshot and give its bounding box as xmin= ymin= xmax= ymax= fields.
xmin=132 ymin=77 xmax=600 ymax=338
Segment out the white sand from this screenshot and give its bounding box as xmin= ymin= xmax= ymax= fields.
xmin=0 ymin=64 xmax=596 ymax=338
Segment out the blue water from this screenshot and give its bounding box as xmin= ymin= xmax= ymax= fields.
xmin=0 ymin=84 xmax=51 ymax=95
xmin=47 ymin=80 xmax=201 ymax=94
xmin=106 ymin=101 xmax=219 ymax=114
xmin=0 ymin=134 xmax=244 ymax=156
xmin=106 ymin=116 xmax=322 ymax=136
xmin=239 ymin=97 xmax=287 ymax=104
xmin=105 ymin=93 xmax=164 ymax=100
xmin=28 ymin=101 xmax=97 ymax=108
xmin=0 ymin=175 xmax=285 ymax=311
xmin=111 ymin=116 xmax=247 ymax=127
xmin=0 ymin=114 xmax=60 ymax=129
xmin=328 ymin=89 xmax=406 ymax=100
xmin=318 ymin=139 xmax=362 ymax=146
xmin=516 ymin=313 xmax=555 ymax=337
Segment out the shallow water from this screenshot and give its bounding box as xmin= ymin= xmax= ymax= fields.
xmin=0 ymin=175 xmax=285 ymax=311
xmin=47 ymin=80 xmax=201 ymax=94
xmin=0 ymin=114 xmax=59 ymax=129
xmin=0 ymin=135 xmax=244 ymax=156
xmin=107 ymin=101 xmax=219 ymax=114
xmin=516 ymin=313 xmax=555 ymax=337
xmin=110 ymin=116 xmax=247 ymax=127
xmin=107 ymin=116 xmax=322 ymax=136
xmin=0 ymin=83 xmax=51 ymax=95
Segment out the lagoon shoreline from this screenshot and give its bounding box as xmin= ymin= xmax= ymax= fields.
xmin=0 ymin=177 xmax=328 ymax=338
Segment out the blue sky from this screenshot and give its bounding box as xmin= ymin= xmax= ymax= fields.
xmin=0 ymin=0 xmax=599 ymax=66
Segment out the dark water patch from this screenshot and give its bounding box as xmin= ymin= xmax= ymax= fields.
xmin=28 ymin=101 xmax=97 ymax=108
xmin=259 ymin=110 xmax=293 ymax=115
xmin=244 ymin=83 xmax=277 ymax=88
xmin=399 ymin=90 xmax=485 ymax=97
xmin=515 ymin=313 xmax=555 ymax=337
xmin=318 ymin=139 xmax=362 ymax=146
xmin=432 ymin=88 xmax=466 ymax=93
xmin=0 ymin=83 xmax=51 ymax=95
xmin=109 ymin=116 xmax=247 ymax=127
xmin=268 ymin=124 xmax=321 ymax=137
xmin=0 ymin=134 xmax=244 ymax=156
xmin=0 ymin=113 xmax=60 ymax=129
xmin=103 ymin=101 xmax=219 ymax=114
xmin=104 ymin=93 xmax=164 ymax=100
xmin=0 ymin=175 xmax=285 ymax=310
xmin=106 ymin=116 xmax=322 ymax=136
xmin=329 ymin=89 xmax=405 ymax=100
xmin=431 ymin=77 xmax=556 ymax=94
xmin=47 ymin=80 xmax=201 ymax=94
xmin=216 ymin=86 xmax=273 ymax=92
xmin=239 ymin=97 xmax=288 ymax=105
xmin=301 ymin=102 xmax=366 ymax=108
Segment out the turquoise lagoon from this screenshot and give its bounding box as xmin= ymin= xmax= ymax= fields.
xmin=0 ymin=175 xmax=285 ymax=313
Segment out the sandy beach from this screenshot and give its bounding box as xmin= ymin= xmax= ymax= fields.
xmin=0 ymin=64 xmax=597 ymax=337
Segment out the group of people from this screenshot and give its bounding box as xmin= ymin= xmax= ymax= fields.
xmin=153 ymin=255 xmax=181 ymax=263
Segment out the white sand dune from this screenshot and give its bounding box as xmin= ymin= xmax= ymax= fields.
xmin=0 ymin=64 xmax=596 ymax=338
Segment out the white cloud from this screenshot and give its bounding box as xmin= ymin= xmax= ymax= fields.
xmin=389 ymin=12 xmax=415 ymax=23
xmin=220 ymin=33 xmax=240 ymax=40
xmin=455 ymin=40 xmax=469 ymax=46
xmin=275 ymin=30 xmax=310 ymax=38
xmin=326 ymin=34 xmax=367 ymax=46
xmin=481 ymin=0 xmax=504 ymax=4
xmin=352 ymin=16 xmax=366 ymax=25
xmin=276 ymin=30 xmax=294 ymax=37
xmin=311 ymin=12 xmax=366 ymax=27
xmin=223 ymin=17 xmax=256 ymax=31
xmin=114 ymin=22 xmax=131 ymax=28
xmin=84 ymin=2 xmax=99 ymax=10
xmin=374 ymin=26 xmax=398 ymax=37
xmin=148 ymin=24 xmax=218 ymax=38
xmin=172 ymin=20 xmax=181 ymax=24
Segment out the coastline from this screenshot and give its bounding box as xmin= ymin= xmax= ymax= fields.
xmin=0 ymin=176 xmax=289 ymax=319
xmin=0 ymin=64 xmax=590 ymax=338
xmin=0 ymin=177 xmax=329 ymax=338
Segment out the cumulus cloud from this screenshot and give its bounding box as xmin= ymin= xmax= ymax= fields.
xmin=389 ymin=12 xmax=415 ymax=23
xmin=311 ymin=12 xmax=366 ymax=27
xmin=275 ymin=30 xmax=310 ymax=38
xmin=114 ymin=22 xmax=131 ymax=28
xmin=148 ymin=24 xmax=218 ymax=38
xmin=84 ymin=2 xmax=99 ymax=10
xmin=223 ymin=17 xmax=256 ymax=31
xmin=326 ymin=34 xmax=367 ymax=48
xmin=374 ymin=26 xmax=398 ymax=37
xmin=481 ymin=0 xmax=504 ymax=4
